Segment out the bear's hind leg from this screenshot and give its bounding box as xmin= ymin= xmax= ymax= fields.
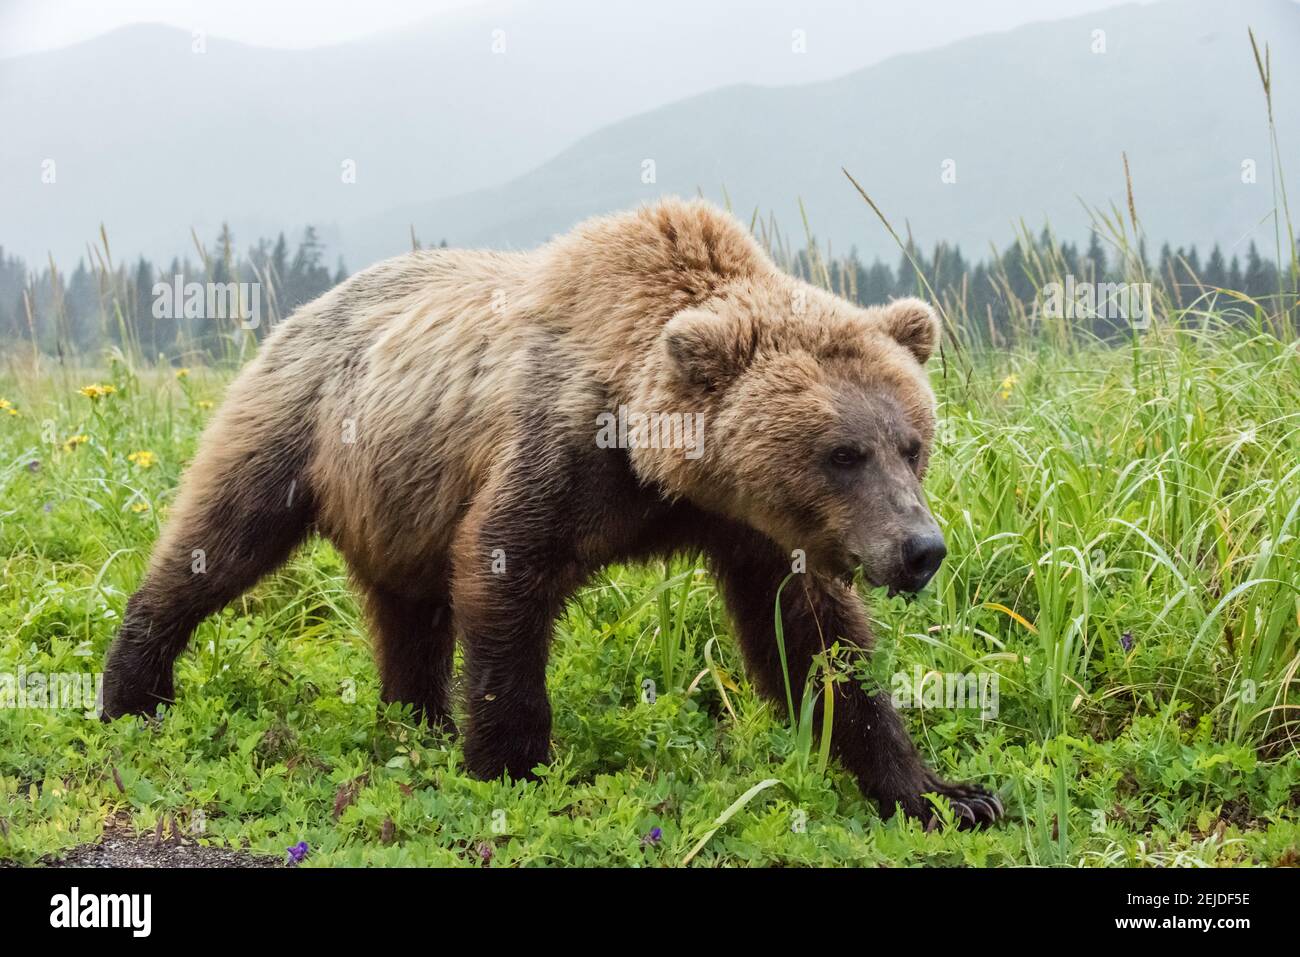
xmin=102 ymin=434 xmax=313 ymax=719
xmin=363 ymin=582 xmax=457 ymax=732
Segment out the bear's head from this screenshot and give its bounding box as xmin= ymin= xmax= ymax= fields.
xmin=642 ymin=284 xmax=947 ymax=593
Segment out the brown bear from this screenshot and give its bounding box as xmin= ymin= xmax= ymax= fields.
xmin=103 ymin=197 xmax=1001 ymax=828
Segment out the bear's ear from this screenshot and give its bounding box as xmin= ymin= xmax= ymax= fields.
xmin=662 ymin=308 xmax=754 ymax=391
xmin=876 ymin=297 xmax=941 ymax=364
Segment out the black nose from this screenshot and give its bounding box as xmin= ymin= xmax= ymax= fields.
xmin=901 ymin=531 xmax=947 ymax=591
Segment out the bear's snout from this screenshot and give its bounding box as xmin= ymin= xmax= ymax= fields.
xmin=895 ymin=529 xmax=947 ymax=593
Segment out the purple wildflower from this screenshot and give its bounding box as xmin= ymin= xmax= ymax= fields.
xmin=641 ymin=826 xmax=663 ymax=847
xmin=1120 ymin=631 xmax=1134 ymax=653
xmin=476 ymin=841 xmax=494 ymax=864
xmin=287 ymin=841 xmax=309 ymax=864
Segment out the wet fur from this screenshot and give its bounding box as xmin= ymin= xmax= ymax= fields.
xmin=102 ymin=198 xmax=1001 ymax=828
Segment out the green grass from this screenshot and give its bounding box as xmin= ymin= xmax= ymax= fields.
xmin=2 ymin=321 xmax=1299 ymax=867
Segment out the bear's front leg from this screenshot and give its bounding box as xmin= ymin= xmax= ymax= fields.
xmin=710 ymin=532 xmax=1003 ymax=829
xmin=450 ymin=462 xmax=585 ymax=782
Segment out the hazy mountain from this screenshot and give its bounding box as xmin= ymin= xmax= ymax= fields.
xmin=2 ymin=0 xmax=1137 ymax=268
xmin=356 ymin=0 xmax=1299 ymax=265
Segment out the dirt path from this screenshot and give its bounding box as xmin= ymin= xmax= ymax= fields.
xmin=36 ymin=832 xmax=285 ymax=868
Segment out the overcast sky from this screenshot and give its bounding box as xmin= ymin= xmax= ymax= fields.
xmin=0 ymin=0 xmax=1151 ymax=58
xmin=3 ymin=0 xmax=1287 ymax=268
xmin=0 ymin=0 xmax=481 ymax=56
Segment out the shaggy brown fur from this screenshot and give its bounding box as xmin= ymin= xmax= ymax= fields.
xmin=103 ymin=198 xmax=1001 ymax=828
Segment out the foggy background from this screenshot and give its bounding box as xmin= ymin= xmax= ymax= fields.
xmin=2 ymin=0 xmax=1295 ymax=274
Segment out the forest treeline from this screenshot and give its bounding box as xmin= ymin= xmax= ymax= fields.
xmin=1 ymin=222 xmax=1295 ymax=364
xmin=0 ymin=225 xmax=347 ymax=363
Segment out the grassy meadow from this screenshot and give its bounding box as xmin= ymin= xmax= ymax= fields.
xmin=2 ymin=298 xmax=1299 ymax=866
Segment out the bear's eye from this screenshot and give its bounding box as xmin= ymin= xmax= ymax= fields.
xmin=829 ymin=446 xmax=867 ymax=469
xmin=902 ymin=440 xmax=923 ymax=469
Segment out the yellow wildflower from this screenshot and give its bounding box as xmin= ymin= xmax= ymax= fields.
xmin=78 ymin=383 xmax=117 ymax=400
xmin=127 ymin=450 xmax=157 ymax=469
xmin=197 ymin=400 xmax=214 ymax=410
xmin=998 ymin=374 xmax=1018 ymax=400
xmin=130 ymin=501 xmax=150 ymax=513
xmin=63 ymin=434 xmax=89 ymax=451
xmin=0 ymin=398 xmax=17 ymax=417
xmin=175 ymin=367 xmax=190 ymax=379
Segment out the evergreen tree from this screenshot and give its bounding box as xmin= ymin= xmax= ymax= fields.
xmin=1228 ymin=255 xmax=1244 ymax=291
xmin=1205 ymin=245 xmax=1227 ymax=288
xmin=1243 ymin=241 xmax=1275 ymax=297
xmin=133 ymin=257 xmax=168 ymax=361
xmin=1085 ymin=232 xmax=1107 ymax=282
xmin=287 ymin=226 xmax=331 ymax=309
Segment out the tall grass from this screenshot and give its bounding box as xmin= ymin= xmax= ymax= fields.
xmin=2 ymin=25 xmax=1298 ymax=870
xmin=6 ymin=298 xmax=1298 ymax=866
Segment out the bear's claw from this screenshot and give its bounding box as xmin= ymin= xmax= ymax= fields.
xmin=892 ymin=776 xmax=1004 ymax=831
